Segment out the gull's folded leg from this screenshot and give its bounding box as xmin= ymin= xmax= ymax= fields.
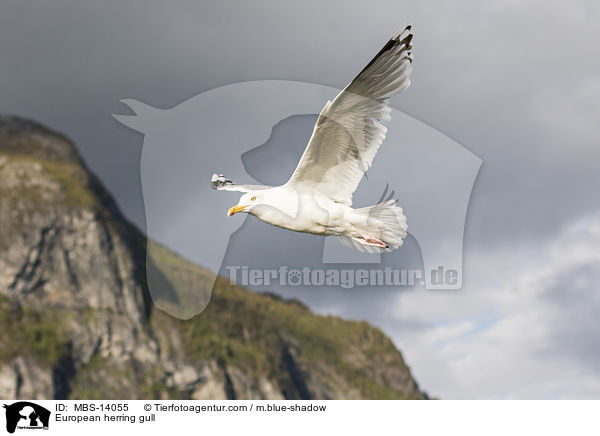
xmin=353 ymin=228 xmax=389 ymax=249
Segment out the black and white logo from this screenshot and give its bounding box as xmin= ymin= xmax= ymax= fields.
xmin=3 ymin=402 xmax=50 ymax=434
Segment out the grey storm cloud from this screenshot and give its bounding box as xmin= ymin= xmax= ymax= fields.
xmin=1 ymin=0 xmax=599 ymax=246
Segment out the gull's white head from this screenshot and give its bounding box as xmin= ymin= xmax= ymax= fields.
xmin=227 ymin=191 xmax=262 ymax=216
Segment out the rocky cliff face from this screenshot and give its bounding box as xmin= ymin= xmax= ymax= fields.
xmin=0 ymin=116 xmax=427 ymax=400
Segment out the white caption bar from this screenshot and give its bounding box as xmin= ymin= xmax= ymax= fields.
xmin=1 ymin=400 xmax=598 ymax=436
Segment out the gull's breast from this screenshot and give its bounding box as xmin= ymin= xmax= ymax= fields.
xmin=251 ymin=188 xmax=349 ymax=236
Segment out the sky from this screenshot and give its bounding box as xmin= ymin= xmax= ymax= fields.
xmin=1 ymin=0 xmax=600 ymax=399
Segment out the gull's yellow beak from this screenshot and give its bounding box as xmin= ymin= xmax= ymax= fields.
xmin=227 ymin=204 xmax=247 ymax=216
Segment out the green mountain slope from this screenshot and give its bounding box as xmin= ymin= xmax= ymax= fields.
xmin=0 ymin=115 xmax=426 ymax=400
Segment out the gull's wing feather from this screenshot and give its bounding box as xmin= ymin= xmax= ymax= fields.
xmin=210 ymin=174 xmax=269 ymax=193
xmin=286 ymin=26 xmax=413 ymax=205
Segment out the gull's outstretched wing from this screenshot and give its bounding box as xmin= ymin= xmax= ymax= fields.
xmin=286 ymin=26 xmax=413 ymax=205
xmin=210 ymin=173 xmax=270 ymax=193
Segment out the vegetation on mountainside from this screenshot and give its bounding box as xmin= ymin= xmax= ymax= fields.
xmin=0 ymin=118 xmax=425 ymax=400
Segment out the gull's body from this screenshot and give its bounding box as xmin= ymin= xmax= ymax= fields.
xmin=245 ymin=186 xmax=355 ymax=235
xmin=212 ymin=26 xmax=414 ymax=252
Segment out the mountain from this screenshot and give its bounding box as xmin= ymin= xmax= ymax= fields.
xmin=0 ymin=115 xmax=427 ymax=400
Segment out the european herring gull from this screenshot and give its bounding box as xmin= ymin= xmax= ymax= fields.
xmin=211 ymin=26 xmax=414 ymax=252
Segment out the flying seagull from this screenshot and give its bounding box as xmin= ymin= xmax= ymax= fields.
xmin=211 ymin=26 xmax=413 ymax=252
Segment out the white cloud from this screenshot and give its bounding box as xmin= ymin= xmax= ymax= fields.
xmin=391 ymin=211 xmax=600 ymax=399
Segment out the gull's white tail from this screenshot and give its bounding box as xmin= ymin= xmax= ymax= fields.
xmin=339 ymin=200 xmax=408 ymax=253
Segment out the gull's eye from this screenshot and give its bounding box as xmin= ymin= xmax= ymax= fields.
xmin=251 ymin=196 xmax=256 ymax=201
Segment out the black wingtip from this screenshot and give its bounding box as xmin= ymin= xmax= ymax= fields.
xmin=392 ymin=24 xmax=413 ymax=40
xmin=399 ymin=33 xmax=413 ymax=46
